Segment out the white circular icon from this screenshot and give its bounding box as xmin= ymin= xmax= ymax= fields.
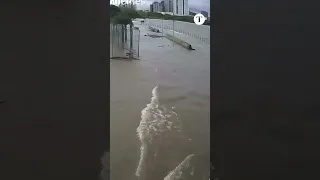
xmin=194 ymin=13 xmax=205 ymax=25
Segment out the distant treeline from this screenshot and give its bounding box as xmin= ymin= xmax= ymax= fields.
xmin=110 ymin=4 xmax=140 ymax=25
xmin=137 ymin=11 xmax=210 ymax=26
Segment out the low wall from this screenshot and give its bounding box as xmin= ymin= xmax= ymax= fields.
xmin=165 ymin=33 xmax=195 ymax=50
xmin=149 ymin=26 xmax=160 ymax=33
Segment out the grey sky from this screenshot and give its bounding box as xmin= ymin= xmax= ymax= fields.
xmin=137 ymin=0 xmax=210 ymax=13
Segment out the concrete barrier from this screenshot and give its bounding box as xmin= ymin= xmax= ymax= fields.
xmin=149 ymin=26 xmax=160 ymax=33
xmin=165 ymin=33 xmax=195 ymax=50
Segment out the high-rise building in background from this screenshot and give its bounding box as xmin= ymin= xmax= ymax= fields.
xmin=160 ymin=1 xmax=165 ymax=12
xmin=173 ymin=0 xmax=189 ymax=16
xmin=201 ymin=11 xmax=208 ymax=17
xmin=164 ymin=0 xmax=173 ymax=12
xmin=164 ymin=0 xmax=169 ymax=12
xmin=168 ymin=0 xmax=173 ymax=12
xmin=150 ymin=4 xmax=154 ymax=12
xmin=153 ymin=2 xmax=159 ymax=12
xmin=151 ymin=0 xmax=187 ymax=14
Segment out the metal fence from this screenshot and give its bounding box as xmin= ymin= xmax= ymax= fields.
xmin=144 ymin=20 xmax=210 ymax=46
xmin=110 ymin=24 xmax=140 ymax=59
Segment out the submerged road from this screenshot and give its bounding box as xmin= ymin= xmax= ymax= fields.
xmin=110 ymin=23 xmax=210 ymax=180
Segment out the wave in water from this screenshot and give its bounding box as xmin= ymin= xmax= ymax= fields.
xmin=135 ymin=86 xmax=180 ymax=179
xmin=164 ymin=154 xmax=195 ymax=180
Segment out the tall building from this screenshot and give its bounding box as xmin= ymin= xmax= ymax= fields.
xmin=173 ymin=0 xmax=189 ymax=16
xmin=151 ymin=0 xmax=174 ymax=13
xmin=169 ymin=0 xmax=173 ymax=12
xmin=150 ymin=4 xmax=154 ymax=12
xmin=164 ymin=0 xmax=173 ymax=12
xmin=201 ymin=10 xmax=209 ymax=17
xmin=164 ymin=0 xmax=169 ymax=12
xmin=153 ymin=2 xmax=159 ymax=12
xmin=160 ymin=1 xmax=165 ymax=12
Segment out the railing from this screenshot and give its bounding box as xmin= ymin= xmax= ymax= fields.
xmin=142 ymin=19 xmax=210 ymax=46
xmin=110 ymin=24 xmax=140 ymax=59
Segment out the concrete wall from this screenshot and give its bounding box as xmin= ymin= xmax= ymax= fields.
xmin=165 ymin=33 xmax=193 ymax=50
xmin=0 ymin=0 xmax=109 ymax=179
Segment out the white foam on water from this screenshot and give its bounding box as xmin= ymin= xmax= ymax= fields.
xmin=163 ymin=154 xmax=195 ymax=180
xmin=190 ymin=166 xmax=195 ymax=175
xmin=135 ymin=86 xmax=180 ymax=179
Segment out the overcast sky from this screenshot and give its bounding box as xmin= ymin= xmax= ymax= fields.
xmin=136 ymin=0 xmax=210 ymax=12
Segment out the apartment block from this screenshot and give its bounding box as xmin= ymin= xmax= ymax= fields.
xmin=173 ymin=0 xmax=189 ymax=16
xmin=164 ymin=0 xmax=173 ymax=12
xmin=150 ymin=4 xmax=154 ymax=12
xmin=160 ymin=1 xmax=165 ymax=12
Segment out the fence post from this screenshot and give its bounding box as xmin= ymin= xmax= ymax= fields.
xmin=111 ymin=25 xmax=113 ymax=58
xmin=138 ymin=29 xmax=140 ymax=57
xmin=130 ymin=24 xmax=133 ymax=59
xmin=121 ymin=25 xmax=124 ymax=48
xmin=117 ymin=25 xmax=120 ymax=47
xmin=125 ymin=25 xmax=127 ymax=41
xmin=162 ymin=19 xmax=163 ymax=38
xmin=172 ymin=19 xmax=175 ymax=46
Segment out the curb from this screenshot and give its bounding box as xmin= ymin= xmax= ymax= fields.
xmin=148 ymin=26 xmax=161 ymax=33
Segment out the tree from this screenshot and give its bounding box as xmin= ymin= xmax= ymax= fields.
xmin=110 ymin=5 xmax=140 ymax=25
xmin=110 ymin=5 xmax=120 ymax=18
xmin=111 ymin=14 xmax=132 ymax=25
xmin=109 ymin=4 xmax=141 ymax=59
xmin=121 ymin=7 xmax=140 ymax=20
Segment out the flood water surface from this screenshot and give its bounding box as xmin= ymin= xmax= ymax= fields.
xmin=110 ymin=24 xmax=210 ymax=180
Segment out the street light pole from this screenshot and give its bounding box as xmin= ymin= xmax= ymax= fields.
xmin=162 ymin=18 xmax=164 ymax=38
xmin=172 ymin=9 xmax=175 ymax=46
xmin=138 ymin=29 xmax=140 ymax=57
xmin=173 ymin=13 xmax=175 ymax=38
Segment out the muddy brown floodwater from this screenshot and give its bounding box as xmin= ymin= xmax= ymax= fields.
xmin=109 ymin=24 xmax=210 ymax=180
